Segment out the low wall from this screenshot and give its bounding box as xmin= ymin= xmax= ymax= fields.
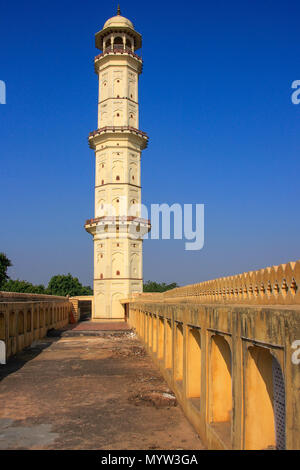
xmin=0 ymin=292 xmax=71 ymax=359
xmin=126 ymin=260 xmax=300 ymax=450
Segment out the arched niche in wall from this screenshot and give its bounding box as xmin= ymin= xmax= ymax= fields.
xmin=97 ymin=158 xmax=106 ymax=183
xmin=100 ymin=110 xmax=108 ymax=127
xmin=112 ymin=159 xmax=124 ymax=182
xmin=0 ymin=313 xmax=5 ymax=341
xmin=111 ymin=197 xmax=121 ymax=217
xmin=129 ymin=111 xmax=136 ymax=127
xmin=130 ymin=252 xmax=139 ymax=278
xmin=111 ymin=292 xmax=124 ymax=319
xmin=95 ymin=292 xmax=105 ymax=317
xmin=244 ymin=345 xmax=286 ymax=450
xmin=113 ymin=75 xmax=123 ymax=97
xmin=129 ymin=199 xmax=139 ymax=217
xmin=128 ymin=77 xmax=136 ymax=100
xmin=18 ymin=311 xmax=24 ymax=335
xmin=9 ymin=311 xmax=15 ymax=337
xmin=129 ymin=162 xmax=138 ymax=184
xmin=101 ymin=79 xmax=108 ymax=101
xmin=209 ymin=334 xmax=232 ymax=447
xmin=96 ymin=198 xmax=106 ymax=218
xmin=113 ymin=109 xmax=123 ymax=126
xmin=112 ymin=252 xmax=124 ymax=277
xmin=26 ymin=310 xmax=31 ymax=332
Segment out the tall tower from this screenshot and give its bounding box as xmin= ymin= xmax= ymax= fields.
xmin=85 ymin=7 xmax=150 ymax=320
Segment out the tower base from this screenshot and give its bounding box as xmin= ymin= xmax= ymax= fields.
xmin=93 ymin=278 xmax=142 ymax=320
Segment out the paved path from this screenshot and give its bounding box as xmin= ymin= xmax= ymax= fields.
xmin=0 ymin=329 xmax=204 ymax=450
xmin=68 ymin=320 xmax=131 ymax=332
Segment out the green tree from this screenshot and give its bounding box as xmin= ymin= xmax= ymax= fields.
xmin=0 ymin=253 xmax=12 ymax=289
xmin=143 ymin=280 xmax=179 ymax=293
xmin=47 ymin=273 xmax=93 ymax=296
xmin=1 ymin=279 xmax=46 ymax=294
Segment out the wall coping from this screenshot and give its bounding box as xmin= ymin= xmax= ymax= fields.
xmin=0 ymin=291 xmax=68 ymax=303
xmin=126 ymin=260 xmax=300 ymax=306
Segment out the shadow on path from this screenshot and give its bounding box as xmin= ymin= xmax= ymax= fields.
xmin=0 ymin=338 xmax=59 ymax=382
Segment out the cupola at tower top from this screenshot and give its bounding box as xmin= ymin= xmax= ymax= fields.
xmin=95 ymin=5 xmax=142 ymax=51
xmin=103 ymin=5 xmax=134 ymax=29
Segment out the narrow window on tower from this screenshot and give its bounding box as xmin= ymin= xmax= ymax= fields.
xmin=116 ymin=175 xmax=120 ymax=181
xmin=116 ymin=270 xmax=120 ymax=276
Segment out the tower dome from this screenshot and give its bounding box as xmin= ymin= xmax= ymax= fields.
xmin=95 ymin=6 xmax=142 ymax=51
xmin=103 ymin=15 xmax=134 ymax=30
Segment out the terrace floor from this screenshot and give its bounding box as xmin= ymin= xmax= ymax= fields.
xmin=0 ymin=326 xmax=204 ymax=450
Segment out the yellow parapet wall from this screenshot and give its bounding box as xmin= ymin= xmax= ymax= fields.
xmin=124 ymin=260 xmax=300 ymax=450
xmin=0 ymin=292 xmax=71 ymax=359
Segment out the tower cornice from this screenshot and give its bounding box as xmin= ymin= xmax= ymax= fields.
xmin=94 ymin=50 xmax=143 ymax=74
xmin=98 ymin=96 xmax=139 ymax=106
xmin=88 ymin=126 xmax=148 ymax=150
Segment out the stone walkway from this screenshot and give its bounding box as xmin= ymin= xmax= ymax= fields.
xmin=68 ymin=320 xmax=131 ymax=332
xmin=0 ymin=328 xmax=204 ymax=450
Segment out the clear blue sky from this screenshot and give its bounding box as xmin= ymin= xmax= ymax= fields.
xmin=0 ymin=0 xmax=299 ymax=287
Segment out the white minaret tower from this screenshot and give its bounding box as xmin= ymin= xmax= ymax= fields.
xmin=85 ymin=7 xmax=150 ymax=320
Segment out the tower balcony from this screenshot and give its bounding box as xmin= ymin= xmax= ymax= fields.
xmin=88 ymin=126 xmax=149 ymax=150
xmin=85 ymin=215 xmax=151 ymax=238
xmin=95 ymin=46 xmax=142 ymax=64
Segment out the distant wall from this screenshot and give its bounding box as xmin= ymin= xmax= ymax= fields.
xmin=69 ymin=296 xmax=94 ymax=322
xmin=0 ymin=292 xmax=71 ymax=359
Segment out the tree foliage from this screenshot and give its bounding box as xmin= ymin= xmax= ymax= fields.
xmin=143 ymin=280 xmax=179 ymax=293
xmin=1 ymin=279 xmax=47 ymax=294
xmin=0 ymin=253 xmax=12 ymax=289
xmin=47 ymin=273 xmax=93 ymax=296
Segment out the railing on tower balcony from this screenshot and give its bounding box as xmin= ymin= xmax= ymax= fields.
xmin=85 ymin=216 xmax=151 ymax=226
xmin=89 ymin=126 xmax=148 ymax=139
xmin=95 ymin=45 xmax=142 ymax=62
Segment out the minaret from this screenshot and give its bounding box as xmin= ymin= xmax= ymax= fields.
xmin=85 ymin=7 xmax=150 ymax=319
